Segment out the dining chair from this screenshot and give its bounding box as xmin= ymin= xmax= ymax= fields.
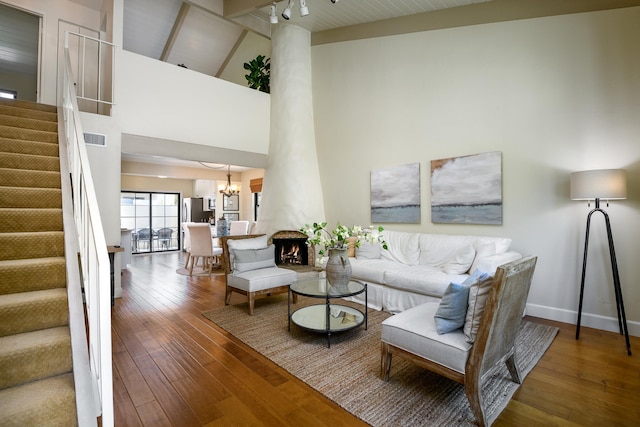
xmin=380 ymin=256 xmax=537 ymax=427
xmin=229 ymin=220 xmax=249 ymax=235
xmin=185 ymin=223 xmax=219 ymax=276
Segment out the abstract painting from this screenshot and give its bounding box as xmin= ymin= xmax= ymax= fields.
xmin=371 ymin=163 xmax=420 ymax=223
xmin=431 ymin=151 xmax=502 ymax=224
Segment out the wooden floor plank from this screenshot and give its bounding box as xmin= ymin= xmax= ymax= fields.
xmin=112 ymin=251 xmax=640 ymax=426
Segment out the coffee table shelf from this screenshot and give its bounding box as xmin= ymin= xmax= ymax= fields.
xmin=288 ymin=277 xmax=367 ymax=348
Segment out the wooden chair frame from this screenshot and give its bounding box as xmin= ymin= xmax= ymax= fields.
xmin=381 ymin=256 xmax=537 ymax=427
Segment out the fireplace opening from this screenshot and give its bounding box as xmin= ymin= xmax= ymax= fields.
xmin=273 ymin=238 xmax=308 ymax=266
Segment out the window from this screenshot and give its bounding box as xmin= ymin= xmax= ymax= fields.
xmin=121 ymin=192 xmax=179 ymax=253
xmin=0 ymin=89 xmax=17 ymax=99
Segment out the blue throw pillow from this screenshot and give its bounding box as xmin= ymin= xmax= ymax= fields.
xmin=434 ymin=282 xmax=471 ymax=334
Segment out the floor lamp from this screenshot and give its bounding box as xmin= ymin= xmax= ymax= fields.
xmin=570 ymin=169 xmax=631 ymax=356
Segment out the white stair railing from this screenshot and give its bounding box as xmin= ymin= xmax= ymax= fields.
xmin=62 ymin=33 xmax=114 ymax=427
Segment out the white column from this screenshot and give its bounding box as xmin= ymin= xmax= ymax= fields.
xmin=255 ymin=24 xmax=325 ymax=237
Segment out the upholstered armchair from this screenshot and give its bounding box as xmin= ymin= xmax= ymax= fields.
xmin=221 ymin=234 xmax=297 ymax=315
xmin=380 ymin=256 xmax=537 ymax=427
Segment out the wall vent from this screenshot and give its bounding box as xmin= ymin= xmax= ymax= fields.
xmin=83 ymin=132 xmax=107 ymax=147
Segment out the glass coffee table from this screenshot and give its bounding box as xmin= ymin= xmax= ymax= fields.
xmin=288 ymin=277 xmax=367 ymax=348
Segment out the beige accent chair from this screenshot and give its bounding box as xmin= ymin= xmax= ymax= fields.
xmin=221 ymin=234 xmax=297 ymax=315
xmin=380 ymin=256 xmax=537 ymax=427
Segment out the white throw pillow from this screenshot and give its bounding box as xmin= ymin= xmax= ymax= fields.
xmin=443 ymin=244 xmax=476 ymax=275
xmin=469 ymin=241 xmax=496 ymax=274
xmin=227 ymin=235 xmax=269 ymax=266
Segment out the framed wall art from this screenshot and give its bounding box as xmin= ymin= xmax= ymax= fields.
xmin=370 ymin=163 xmax=421 ymax=223
xmin=430 ymin=151 xmax=502 ymax=225
xmin=223 ymin=194 xmax=239 ymax=211
xmin=223 ymin=212 xmax=239 ymax=222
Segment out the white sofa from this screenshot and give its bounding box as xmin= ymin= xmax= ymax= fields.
xmin=344 ymin=230 xmax=522 ymax=313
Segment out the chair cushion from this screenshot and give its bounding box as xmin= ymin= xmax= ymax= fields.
xmin=227 ymin=235 xmax=269 ymax=266
xmin=233 ymin=245 xmax=276 ymax=273
xmin=433 ymin=282 xmax=470 ymax=334
xmin=228 ymin=267 xmax=297 ymax=292
xmin=381 ymin=302 xmax=472 ymax=374
xmin=464 ymin=271 xmax=494 ymax=343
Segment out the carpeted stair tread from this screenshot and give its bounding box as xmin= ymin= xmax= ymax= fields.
xmin=0 ymin=168 xmax=61 ymax=189
xmin=0 ymin=98 xmax=57 ymax=113
xmin=0 ymin=208 xmax=63 ymax=232
xmin=0 ymin=326 xmax=72 ymax=389
xmin=0 ymin=152 xmax=60 ymax=172
xmin=0 ymin=115 xmax=58 ymax=133
xmin=0 ymin=186 xmax=62 ymax=208
xmin=0 ymin=137 xmax=59 ymax=157
xmin=0 ymin=257 xmax=66 ymax=295
xmin=0 ymin=125 xmax=57 ymax=143
xmin=0 ymin=288 xmax=69 ymax=337
xmin=0 ymin=373 xmax=77 ymax=427
xmin=0 ymin=104 xmax=57 ymax=122
xmin=0 ymin=231 xmax=65 ymax=261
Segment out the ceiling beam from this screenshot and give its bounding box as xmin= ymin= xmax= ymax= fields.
xmin=216 ymin=29 xmax=248 ymax=78
xmin=223 ymin=0 xmax=272 ymax=18
xmin=160 ymin=2 xmax=191 ymax=62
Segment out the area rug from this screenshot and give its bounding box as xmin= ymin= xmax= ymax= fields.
xmin=176 ymin=265 xmax=223 ymax=276
xmin=202 ymin=296 xmax=558 ymax=426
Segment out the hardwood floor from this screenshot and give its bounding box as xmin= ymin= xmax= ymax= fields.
xmin=113 ymin=252 xmax=639 ymax=426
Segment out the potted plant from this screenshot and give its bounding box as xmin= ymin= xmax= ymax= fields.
xmin=244 ymin=55 xmax=270 ymax=93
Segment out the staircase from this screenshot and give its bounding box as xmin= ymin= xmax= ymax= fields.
xmin=0 ymin=99 xmax=78 ymax=426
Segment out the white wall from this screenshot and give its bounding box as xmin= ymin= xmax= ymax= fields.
xmin=312 ymin=8 xmax=640 ymax=335
xmin=113 ymin=50 xmax=271 ymax=155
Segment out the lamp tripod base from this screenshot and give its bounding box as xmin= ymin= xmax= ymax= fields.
xmin=575 ymin=201 xmax=631 ymax=356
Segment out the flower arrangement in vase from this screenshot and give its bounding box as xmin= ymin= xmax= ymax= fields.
xmin=300 ymin=222 xmax=387 ymax=288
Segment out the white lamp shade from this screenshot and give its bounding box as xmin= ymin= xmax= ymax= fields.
xmin=570 ymin=169 xmax=627 ymax=200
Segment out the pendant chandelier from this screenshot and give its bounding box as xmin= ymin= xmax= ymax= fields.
xmin=219 ymin=165 xmax=239 ymax=197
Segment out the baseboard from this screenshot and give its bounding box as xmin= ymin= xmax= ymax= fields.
xmin=526 ymin=303 xmax=640 ymax=338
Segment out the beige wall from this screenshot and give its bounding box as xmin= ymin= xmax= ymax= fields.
xmin=312 ymin=7 xmax=640 ymax=334
xmin=121 ymin=175 xmax=195 ymax=198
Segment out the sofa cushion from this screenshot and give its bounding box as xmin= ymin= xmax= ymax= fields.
xmin=381 ymin=230 xmax=420 ymax=265
xmin=356 ymin=241 xmax=382 ymax=259
xmin=443 ymin=244 xmax=476 ymax=274
xmin=383 ymin=266 xmax=468 ymax=298
xmin=228 ymin=267 xmax=297 ymax=292
xmin=469 ymin=241 xmax=496 ymax=274
xmin=350 ymin=258 xmax=406 ymax=284
xmin=434 ymin=282 xmax=471 ymax=334
xmin=232 ymin=245 xmax=276 ymax=273
xmin=464 ymin=271 xmax=494 ymax=343
xmin=381 ymin=302 xmax=472 ymax=375
xmin=418 ymin=234 xmax=477 ymax=268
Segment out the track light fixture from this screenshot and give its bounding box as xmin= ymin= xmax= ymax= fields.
xmin=270 ymin=0 xmax=338 ymax=24
xmin=299 ymin=0 xmax=309 ymax=17
xmin=282 ymin=0 xmax=294 ymax=20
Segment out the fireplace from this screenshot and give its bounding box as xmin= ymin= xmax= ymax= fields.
xmin=271 ymin=230 xmax=313 ymax=267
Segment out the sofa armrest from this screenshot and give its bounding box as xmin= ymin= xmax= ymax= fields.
xmin=474 ymin=251 xmax=522 ymax=274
